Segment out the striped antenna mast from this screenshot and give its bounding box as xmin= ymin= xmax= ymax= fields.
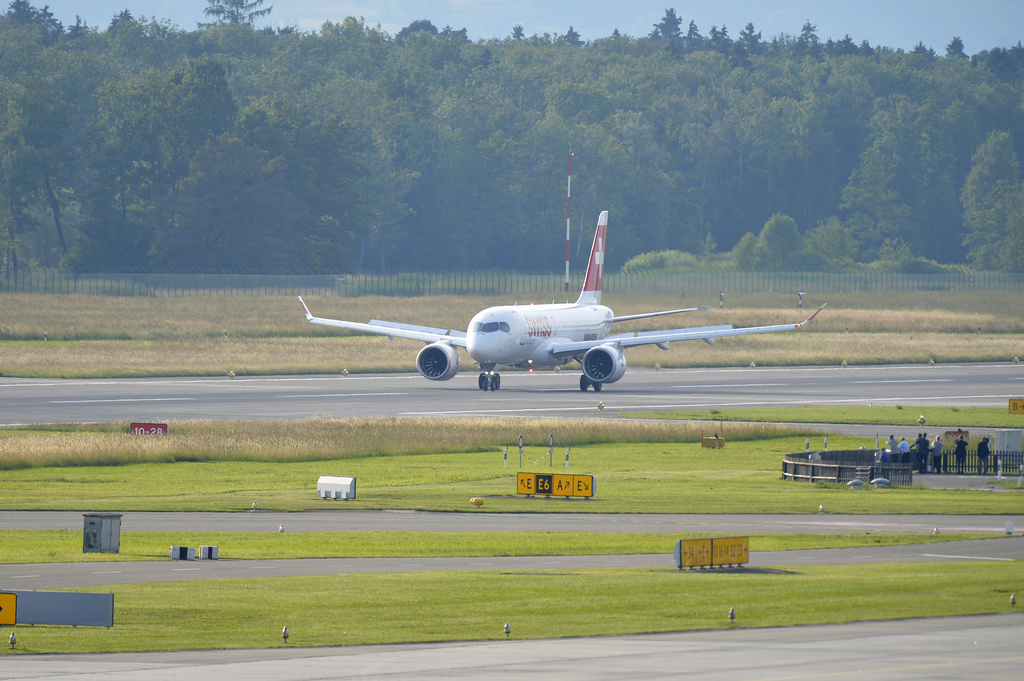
xmin=565 ymin=150 xmax=573 ymax=294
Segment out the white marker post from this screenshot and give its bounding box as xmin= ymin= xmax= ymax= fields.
xmin=518 ymin=434 xmax=524 ymax=468
xmin=565 ymin=151 xmax=573 ymax=295
xmin=548 ymin=434 xmax=554 ymax=468
xmin=565 ymin=447 xmax=570 ymax=468
xmin=504 ymin=446 xmax=508 ymax=469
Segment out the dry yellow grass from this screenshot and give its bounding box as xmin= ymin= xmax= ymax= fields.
xmin=2 ymin=291 xmax=1022 ymax=377
xmin=0 ymin=417 xmax=788 ymax=469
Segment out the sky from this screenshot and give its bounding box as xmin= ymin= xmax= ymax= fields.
xmin=37 ymin=0 xmax=1024 ymax=55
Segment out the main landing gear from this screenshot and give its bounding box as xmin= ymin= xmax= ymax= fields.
xmin=579 ymin=375 xmax=603 ymax=392
xmin=478 ymin=372 xmax=501 ymax=391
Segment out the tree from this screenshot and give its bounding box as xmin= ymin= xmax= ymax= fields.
xmin=806 ymin=216 xmax=860 ymax=264
xmin=201 ymin=0 xmax=272 ymax=27
xmin=911 ymin=41 xmax=937 ymax=61
xmin=708 ymin=25 xmax=731 ymax=54
xmin=757 ymin=213 xmax=801 ymax=270
xmin=563 ymin=26 xmax=583 ymax=47
xmin=683 ymin=20 xmax=703 ymax=53
xmin=961 ymin=131 xmax=1024 ymax=270
xmin=946 ymin=36 xmax=967 ymax=59
xmin=396 ymin=19 xmax=437 ymax=40
xmin=738 ymin=23 xmax=762 ymax=55
xmin=510 ymin=24 xmax=524 ymax=41
xmin=153 ymin=135 xmax=297 ymax=269
xmin=796 ymin=20 xmax=820 ymax=58
xmin=650 ymin=8 xmax=681 ymax=52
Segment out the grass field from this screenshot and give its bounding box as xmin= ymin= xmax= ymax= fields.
xmin=3 ymin=428 xmax=1022 ymax=514
xmin=6 ymin=562 xmax=1020 ymax=654
xmin=1 ymin=530 xmax=995 ymax=564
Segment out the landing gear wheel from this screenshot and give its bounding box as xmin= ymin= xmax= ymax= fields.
xmin=478 ymin=373 xmax=489 ymax=391
xmin=592 ymin=381 xmax=603 ymax=392
xmin=490 ymin=374 xmax=501 ymax=391
xmin=580 ymin=375 xmax=591 ymax=392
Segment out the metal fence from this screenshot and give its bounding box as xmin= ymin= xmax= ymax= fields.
xmin=2 ymin=269 xmax=1022 ymax=297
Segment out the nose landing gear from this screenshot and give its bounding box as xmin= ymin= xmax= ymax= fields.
xmin=478 ymin=372 xmax=501 ymax=391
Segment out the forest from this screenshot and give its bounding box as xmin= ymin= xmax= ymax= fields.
xmin=1 ymin=1 xmax=1023 ymax=275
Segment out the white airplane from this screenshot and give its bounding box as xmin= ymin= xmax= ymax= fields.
xmin=298 ymin=210 xmax=825 ymax=391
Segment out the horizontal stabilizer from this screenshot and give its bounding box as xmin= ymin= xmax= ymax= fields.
xmin=609 ymin=306 xmax=709 ymax=323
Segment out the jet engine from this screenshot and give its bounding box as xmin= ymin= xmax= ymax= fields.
xmin=581 ymin=344 xmax=627 ymax=384
xmin=416 ymin=342 xmax=461 ymax=381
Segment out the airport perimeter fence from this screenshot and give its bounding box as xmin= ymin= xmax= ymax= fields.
xmin=2 ymin=269 xmax=1023 ymax=297
xmin=783 ymin=447 xmax=1024 ymax=485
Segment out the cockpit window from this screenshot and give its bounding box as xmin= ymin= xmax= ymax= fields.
xmin=472 ymin=321 xmax=510 ymax=333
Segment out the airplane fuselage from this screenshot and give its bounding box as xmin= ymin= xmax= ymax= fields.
xmin=466 ymin=302 xmax=613 ymax=368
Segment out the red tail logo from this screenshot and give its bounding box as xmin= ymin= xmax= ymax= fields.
xmin=577 ymin=211 xmax=607 ymax=305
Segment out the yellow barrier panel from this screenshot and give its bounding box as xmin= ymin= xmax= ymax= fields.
xmin=674 ymin=539 xmax=713 ymax=568
xmin=712 ymin=537 xmax=749 ymax=565
xmin=674 ymin=537 xmax=749 ymax=568
xmin=0 ymin=593 xmax=16 ymax=625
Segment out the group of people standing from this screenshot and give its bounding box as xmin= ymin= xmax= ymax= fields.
xmin=881 ymin=433 xmax=992 ymax=475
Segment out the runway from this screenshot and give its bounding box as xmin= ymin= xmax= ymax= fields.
xmin=3 ymin=615 xmax=1022 ymax=680
xmin=2 ymin=362 xmax=1022 ymax=425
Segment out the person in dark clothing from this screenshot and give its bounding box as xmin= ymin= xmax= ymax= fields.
xmin=953 ymin=435 xmax=968 ymax=474
xmin=915 ymin=433 xmax=930 ymax=473
xmin=977 ymin=436 xmax=991 ymax=475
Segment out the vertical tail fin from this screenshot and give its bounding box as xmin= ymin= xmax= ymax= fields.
xmin=576 ymin=210 xmax=608 ymax=306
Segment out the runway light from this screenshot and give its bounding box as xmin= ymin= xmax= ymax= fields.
xmin=504 ymin=623 xmax=511 ymax=638
xmin=9 ymin=631 xmax=15 ymax=649
xmin=228 ymin=370 xmax=235 ymax=378
xmin=728 ymin=607 xmax=735 ymax=624
xmin=918 ymin=415 xmax=926 ymax=425
xmin=282 ymin=626 xmax=289 ymax=643
xmin=933 ymin=527 xmax=940 ymax=534
xmin=1011 ymin=594 xmax=1016 ymax=607
xmin=597 ymin=402 xmax=604 ymax=410
xmin=749 ymin=362 xmax=756 ymax=368
xmin=278 ymin=524 xmax=285 ymax=533
xmin=928 ymin=359 xmax=935 ymax=365
xmin=818 ymin=504 xmax=824 ymax=513
xmin=251 ymin=501 xmax=257 ymax=511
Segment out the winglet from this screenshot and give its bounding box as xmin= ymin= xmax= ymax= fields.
xmin=298 ymin=296 xmax=313 ymax=321
xmin=796 ymin=303 xmax=827 ymax=327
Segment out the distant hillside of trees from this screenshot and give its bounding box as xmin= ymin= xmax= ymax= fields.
xmin=2 ymin=2 xmax=1023 ymax=274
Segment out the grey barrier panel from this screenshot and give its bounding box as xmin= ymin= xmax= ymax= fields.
xmin=6 ymin=590 xmax=113 ymax=627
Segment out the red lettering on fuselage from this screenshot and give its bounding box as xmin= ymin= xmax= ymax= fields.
xmin=525 ymin=315 xmax=553 ymax=338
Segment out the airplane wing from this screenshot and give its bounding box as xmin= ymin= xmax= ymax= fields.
xmin=298 ymin=297 xmax=468 ymax=348
xmin=609 ymin=306 xmax=709 ymax=323
xmin=548 ymin=304 xmax=826 ymax=359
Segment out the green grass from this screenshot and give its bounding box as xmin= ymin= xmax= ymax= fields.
xmin=0 ymin=530 xmax=997 ymax=564
xmin=3 ymin=436 xmax=1022 ymax=514
xmin=625 ymin=405 xmax=1023 ymax=428
xmin=5 ymin=562 xmax=1020 ymax=654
